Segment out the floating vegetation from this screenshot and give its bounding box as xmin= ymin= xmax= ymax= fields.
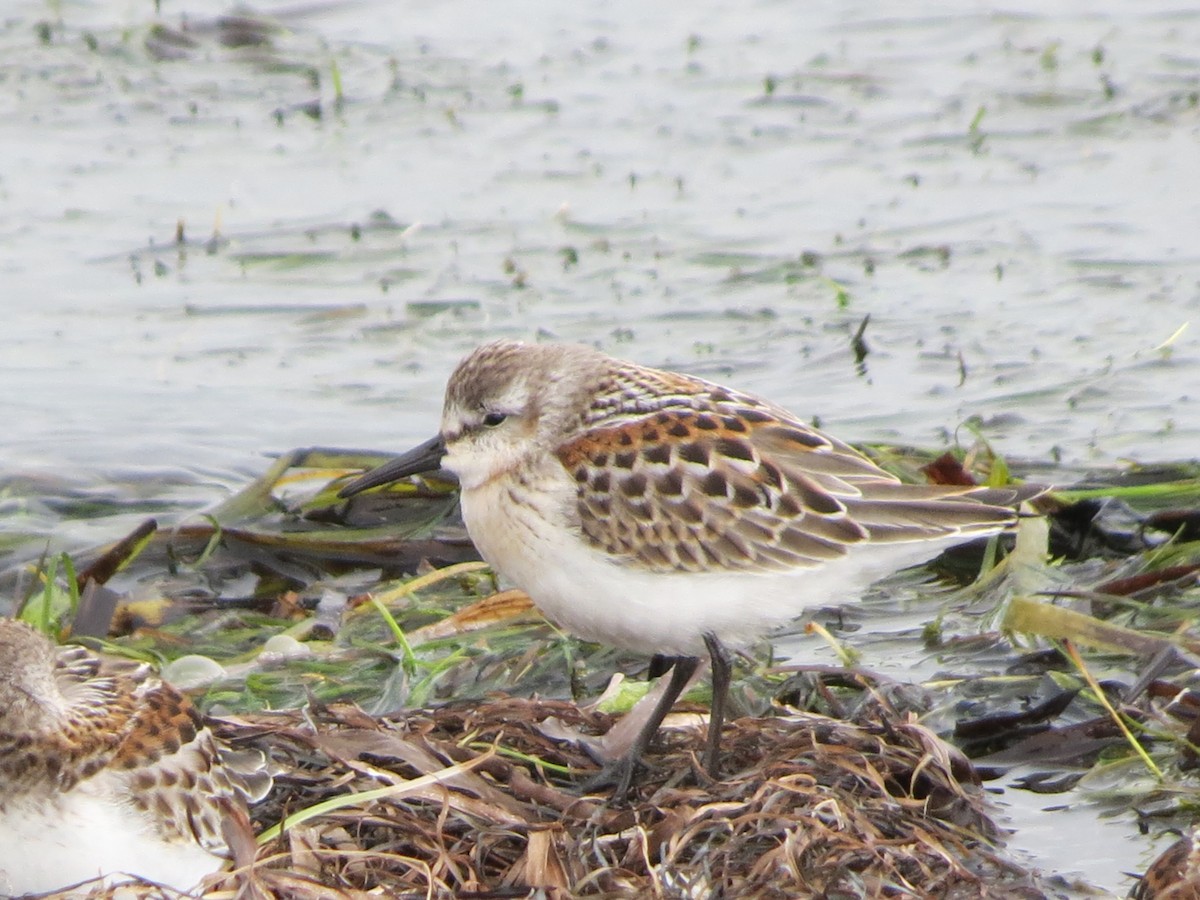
xmin=3 ymin=448 xmax=1200 ymax=896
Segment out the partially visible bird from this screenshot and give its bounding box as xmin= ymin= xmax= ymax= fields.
xmin=0 ymin=619 xmax=270 ymax=895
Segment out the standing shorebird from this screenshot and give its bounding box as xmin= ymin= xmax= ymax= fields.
xmin=0 ymin=619 xmax=270 ymax=895
xmin=341 ymin=339 xmax=1030 ymax=797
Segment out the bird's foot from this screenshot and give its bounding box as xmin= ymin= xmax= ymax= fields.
xmin=578 ymin=753 xmax=643 ymax=803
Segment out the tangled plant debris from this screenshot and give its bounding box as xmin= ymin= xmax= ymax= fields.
xmin=2 ymin=448 xmax=1199 ymax=897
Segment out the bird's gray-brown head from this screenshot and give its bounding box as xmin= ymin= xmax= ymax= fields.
xmin=0 ymin=620 xmax=65 ymax=732
xmin=440 ymin=340 xmax=610 ymax=490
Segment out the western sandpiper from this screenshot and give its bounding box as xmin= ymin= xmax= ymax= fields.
xmin=341 ymin=340 xmax=1032 ymax=797
xmin=0 ymin=619 xmax=270 ymax=895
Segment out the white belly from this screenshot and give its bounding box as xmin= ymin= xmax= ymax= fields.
xmin=461 ymin=476 xmax=974 ymax=657
xmin=0 ymin=784 xmax=223 ymax=896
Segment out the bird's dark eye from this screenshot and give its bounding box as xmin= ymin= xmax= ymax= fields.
xmin=482 ymin=412 xmax=507 ymax=427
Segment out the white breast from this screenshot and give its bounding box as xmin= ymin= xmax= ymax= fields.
xmin=0 ymin=780 xmax=223 ymax=896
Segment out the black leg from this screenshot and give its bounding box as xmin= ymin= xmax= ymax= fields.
xmin=587 ymin=654 xmax=700 ymax=801
xmin=647 ymin=654 xmax=672 ymax=680
xmin=703 ymin=633 xmax=732 ymax=779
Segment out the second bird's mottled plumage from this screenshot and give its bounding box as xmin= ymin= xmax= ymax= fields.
xmin=0 ymin=620 xmax=269 ymax=894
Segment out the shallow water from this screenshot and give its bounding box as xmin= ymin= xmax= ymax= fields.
xmin=2 ymin=0 xmax=1199 ymax=894
xmin=3 ymin=0 xmax=1196 ymax=479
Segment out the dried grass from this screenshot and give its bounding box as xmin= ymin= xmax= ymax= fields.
xmin=63 ymin=697 xmax=1046 ymax=899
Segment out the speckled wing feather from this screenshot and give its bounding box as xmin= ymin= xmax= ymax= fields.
xmin=1131 ymin=825 xmax=1200 ymax=899
xmin=556 ymin=366 xmax=1017 ymax=575
xmin=113 ymin=678 xmax=265 ymax=852
xmin=21 ymin=637 xmax=269 ymax=854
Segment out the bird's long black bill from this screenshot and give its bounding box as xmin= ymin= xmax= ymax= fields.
xmin=338 ymin=434 xmax=447 ymax=498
